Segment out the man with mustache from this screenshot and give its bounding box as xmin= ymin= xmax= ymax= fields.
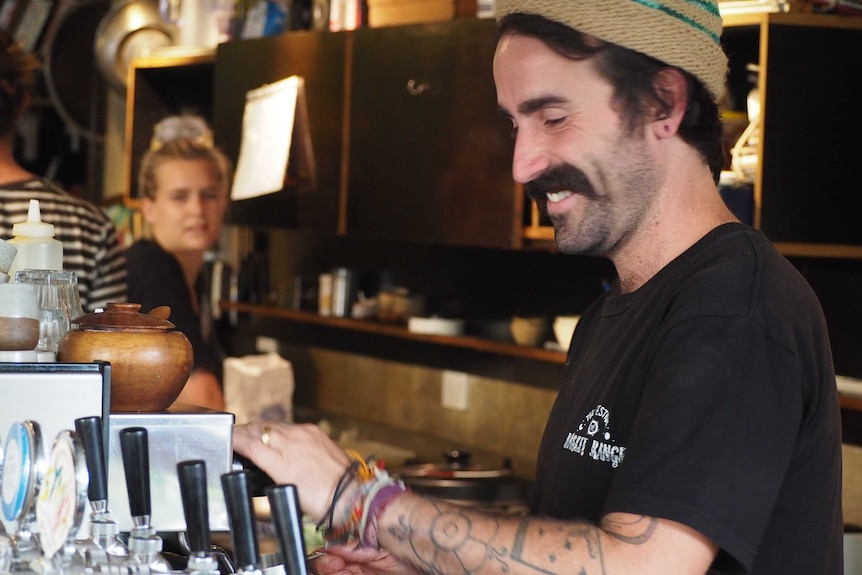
xmin=232 ymin=0 xmax=842 ymax=572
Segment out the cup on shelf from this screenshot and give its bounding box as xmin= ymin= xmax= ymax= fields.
xmin=553 ymin=315 xmax=581 ymax=352
xmin=510 ymin=316 xmax=549 ymax=347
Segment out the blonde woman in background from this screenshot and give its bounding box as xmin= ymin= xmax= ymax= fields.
xmin=126 ymin=115 xmax=231 ymax=411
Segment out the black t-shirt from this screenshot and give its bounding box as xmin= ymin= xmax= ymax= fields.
xmin=125 ymin=239 xmax=222 ymax=380
xmin=533 ymin=223 xmax=842 ymax=573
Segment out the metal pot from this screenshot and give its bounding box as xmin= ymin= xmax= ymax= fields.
xmin=399 ymin=450 xmax=528 ymax=512
xmin=57 ymin=302 xmax=193 ymax=412
xmin=94 ymin=0 xmax=175 ymax=94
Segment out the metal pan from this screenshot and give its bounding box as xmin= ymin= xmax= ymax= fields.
xmin=94 ymin=0 xmax=175 ymax=94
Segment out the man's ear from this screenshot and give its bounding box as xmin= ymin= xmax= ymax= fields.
xmin=650 ymin=68 xmax=688 ymax=139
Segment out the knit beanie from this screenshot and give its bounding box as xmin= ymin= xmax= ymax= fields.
xmin=495 ymin=0 xmax=728 ymax=99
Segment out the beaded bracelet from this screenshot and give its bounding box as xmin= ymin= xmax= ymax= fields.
xmin=317 ymin=452 xmax=409 ymax=548
xmin=360 ymin=481 xmax=409 ymax=548
xmin=316 ymin=458 xmax=360 ymax=535
xmin=318 ymin=451 xmax=379 ymax=540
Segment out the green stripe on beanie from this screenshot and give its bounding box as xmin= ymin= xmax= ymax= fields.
xmin=495 ymin=0 xmax=728 ymax=98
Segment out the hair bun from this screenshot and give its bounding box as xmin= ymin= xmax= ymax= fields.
xmin=151 ymin=115 xmax=213 ymax=150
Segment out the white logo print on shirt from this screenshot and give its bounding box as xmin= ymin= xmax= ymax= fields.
xmin=562 ymin=404 xmax=626 ymax=468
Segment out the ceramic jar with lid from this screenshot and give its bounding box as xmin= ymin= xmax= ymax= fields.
xmin=57 ymin=303 xmax=193 ymax=412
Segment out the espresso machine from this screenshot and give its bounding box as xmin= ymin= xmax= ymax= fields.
xmin=0 ymin=405 xmax=308 ymax=575
xmin=0 ymin=362 xmax=244 ymax=571
xmin=106 ymin=405 xmax=235 ymax=533
xmin=0 ymin=363 xmax=235 ymax=534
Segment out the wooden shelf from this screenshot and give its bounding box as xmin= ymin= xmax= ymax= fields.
xmin=841 ymin=395 xmax=862 ymax=413
xmin=220 ymin=301 xmax=567 ymax=364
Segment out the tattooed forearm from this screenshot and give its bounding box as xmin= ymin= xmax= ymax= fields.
xmin=390 ymin=498 xmax=510 ymax=575
xmin=376 ymin=495 xmax=708 ymax=575
xmin=382 ymin=496 xmax=617 ymax=575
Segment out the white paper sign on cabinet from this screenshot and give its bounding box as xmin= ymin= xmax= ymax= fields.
xmin=231 ymin=75 xmax=316 ymax=200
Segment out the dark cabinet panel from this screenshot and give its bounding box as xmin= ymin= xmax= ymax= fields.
xmin=214 ymin=31 xmax=347 ymax=230
xmin=346 ymin=19 xmax=519 ymax=249
xmin=758 ymin=22 xmax=862 ymax=246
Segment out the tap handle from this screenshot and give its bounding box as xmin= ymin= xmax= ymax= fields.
xmin=221 ymin=470 xmax=260 ymax=570
xmin=178 ymin=460 xmax=211 ymax=554
xmin=75 ymin=415 xmax=108 ymax=502
xmin=120 ymin=427 xmax=151 ymax=519
xmin=266 ymin=485 xmax=309 ymax=575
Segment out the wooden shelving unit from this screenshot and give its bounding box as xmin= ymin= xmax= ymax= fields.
xmin=220 ymin=301 xmax=567 ymax=364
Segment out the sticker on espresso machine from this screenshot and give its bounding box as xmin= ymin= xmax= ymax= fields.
xmin=36 ymin=430 xmax=88 ymax=559
xmin=1 ymin=421 xmax=41 ymax=523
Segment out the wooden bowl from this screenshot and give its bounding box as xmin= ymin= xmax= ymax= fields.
xmin=0 ymin=316 xmax=40 ymax=351
xmin=57 ymin=303 xmax=193 ymax=412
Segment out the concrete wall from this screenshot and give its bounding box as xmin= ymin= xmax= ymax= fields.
xmin=278 ymin=344 xmax=556 ymax=479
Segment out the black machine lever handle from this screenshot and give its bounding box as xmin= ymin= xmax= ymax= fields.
xmin=267 ymin=484 xmax=309 ymax=575
xmin=221 ymin=470 xmax=260 ymax=571
xmin=120 ymin=427 xmax=151 ymax=520
xmin=178 ymin=460 xmax=211 ymax=554
xmin=75 ymin=415 xmax=108 ymax=503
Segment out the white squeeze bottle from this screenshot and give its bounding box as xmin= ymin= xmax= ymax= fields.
xmin=7 ymin=199 xmax=63 ymax=278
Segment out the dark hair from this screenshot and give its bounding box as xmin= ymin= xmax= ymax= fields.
xmin=497 ymin=14 xmax=724 ymax=182
xmin=0 ymin=27 xmax=40 ymax=136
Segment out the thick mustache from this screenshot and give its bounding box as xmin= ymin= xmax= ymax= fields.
xmin=525 ymin=165 xmax=595 ymax=202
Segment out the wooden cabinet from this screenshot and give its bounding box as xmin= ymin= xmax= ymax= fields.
xmin=124 ymin=51 xmax=216 ymax=208
xmin=209 ymin=20 xmax=521 ymax=246
xmin=345 ymin=19 xmax=520 ymax=248
xmin=213 ymin=31 xmax=347 ymax=230
xmin=125 ymin=15 xmax=862 ymax=255
xmin=735 ymin=13 xmax=862 ymax=258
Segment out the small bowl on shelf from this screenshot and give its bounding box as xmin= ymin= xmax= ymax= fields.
xmin=510 ymin=316 xmax=549 ymax=347
xmin=553 ymin=315 xmax=580 ymax=352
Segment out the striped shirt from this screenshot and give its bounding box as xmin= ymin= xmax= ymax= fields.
xmin=0 ymin=178 xmax=127 ymax=311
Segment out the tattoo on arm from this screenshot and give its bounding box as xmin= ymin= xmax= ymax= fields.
xmin=383 ymin=495 xmax=659 ymax=575
xmin=599 ymin=515 xmax=658 ymax=545
xmin=510 ymin=517 xmax=605 ymax=575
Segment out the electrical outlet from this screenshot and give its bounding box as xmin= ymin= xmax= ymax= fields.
xmin=255 ymin=336 xmax=279 ymax=353
xmin=441 ymin=370 xmax=471 ymax=411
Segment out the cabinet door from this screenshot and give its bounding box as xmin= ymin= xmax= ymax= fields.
xmin=346 ymin=19 xmax=519 ymax=249
xmin=758 ymin=19 xmax=862 ymax=250
xmin=214 ymin=31 xmax=347 ymax=230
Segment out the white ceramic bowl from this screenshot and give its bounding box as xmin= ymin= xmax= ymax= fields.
xmin=553 ymin=315 xmax=581 ymax=351
xmin=408 ymin=316 xmax=465 ymax=336
xmin=0 ymin=283 xmax=39 ymax=319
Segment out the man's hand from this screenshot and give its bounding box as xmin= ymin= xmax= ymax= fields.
xmin=310 ymin=545 xmax=426 ymax=575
